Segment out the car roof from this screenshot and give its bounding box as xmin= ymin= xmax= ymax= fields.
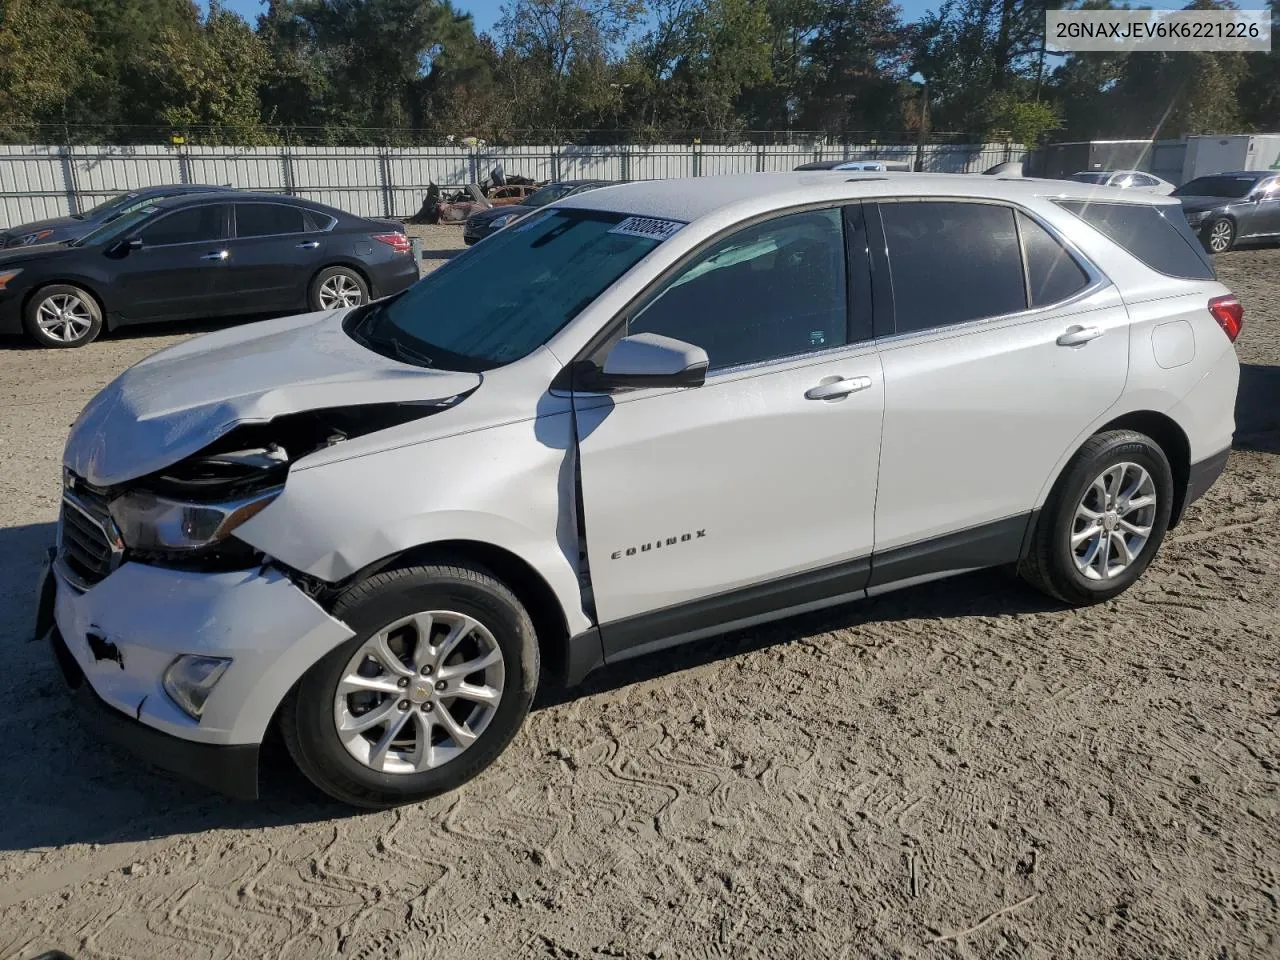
xmin=1189 ymin=170 xmax=1270 ymax=179
xmin=557 ymin=171 xmax=1181 ymax=223
xmin=143 ymin=191 xmax=343 ymax=213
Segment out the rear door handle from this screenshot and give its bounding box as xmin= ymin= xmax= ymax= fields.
xmin=1057 ymin=324 xmax=1103 ymax=346
xmin=200 ymin=250 xmax=229 ymax=262
xmin=296 ymin=240 xmax=320 ymax=249
xmin=805 ymin=376 xmax=873 ymax=401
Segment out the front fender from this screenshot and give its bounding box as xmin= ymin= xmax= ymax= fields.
xmin=235 ymin=405 xmax=594 ymax=639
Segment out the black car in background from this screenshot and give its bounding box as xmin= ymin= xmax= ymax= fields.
xmin=0 ymin=192 xmax=418 ymax=347
xmin=0 ymin=184 xmax=231 ymax=249
xmin=463 ymin=179 xmax=615 ymax=244
xmin=1173 ymin=171 xmax=1280 ymax=253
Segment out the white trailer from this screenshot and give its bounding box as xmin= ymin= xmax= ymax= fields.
xmin=1182 ymin=134 xmax=1280 ymax=182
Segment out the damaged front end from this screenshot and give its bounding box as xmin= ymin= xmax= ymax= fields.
xmin=59 ymin=400 xmax=465 ymax=589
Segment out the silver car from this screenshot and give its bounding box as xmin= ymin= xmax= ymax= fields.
xmin=39 ymin=173 xmax=1242 ymax=808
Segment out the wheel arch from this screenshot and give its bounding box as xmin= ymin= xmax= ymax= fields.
xmin=1094 ymin=411 xmax=1191 ymax=526
xmin=310 ymin=260 xmax=374 ymax=301
xmin=1049 ymin=410 xmax=1190 ymax=528
xmin=319 ymin=539 xmax=576 ymax=689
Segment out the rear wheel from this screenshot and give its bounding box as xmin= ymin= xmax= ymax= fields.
xmin=280 ymin=563 xmax=539 ymax=808
xmin=23 ymin=284 xmax=103 ymax=348
xmin=1204 ymin=217 xmax=1235 ymax=254
xmin=310 ymin=266 xmax=369 ymax=311
xmin=1019 ymin=430 xmax=1173 ymax=606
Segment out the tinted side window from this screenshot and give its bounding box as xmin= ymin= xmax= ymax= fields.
xmin=628 ymin=208 xmax=848 ymax=371
xmin=1018 ymin=213 xmax=1091 ymax=307
xmin=236 ymin=203 xmax=306 ymax=238
xmin=1132 ymin=174 xmax=1158 ymax=187
xmin=881 ymin=201 xmax=1026 ymax=333
xmin=1054 ymin=200 xmax=1214 ymax=280
xmin=139 ymin=205 xmax=226 ymax=246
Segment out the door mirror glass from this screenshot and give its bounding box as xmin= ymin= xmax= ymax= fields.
xmin=590 ymin=333 xmax=709 ymax=389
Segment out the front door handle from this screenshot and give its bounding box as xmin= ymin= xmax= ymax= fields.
xmin=1057 ymin=324 xmax=1103 ymax=347
xmin=296 ymin=240 xmax=320 ymax=249
xmin=200 ymin=250 xmax=229 ymax=262
xmin=805 ymin=375 xmax=873 ymax=401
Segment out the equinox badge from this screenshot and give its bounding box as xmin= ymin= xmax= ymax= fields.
xmin=611 ymin=529 xmax=706 ymax=559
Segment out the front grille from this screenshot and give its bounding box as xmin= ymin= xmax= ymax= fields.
xmin=59 ymin=483 xmax=123 ymax=589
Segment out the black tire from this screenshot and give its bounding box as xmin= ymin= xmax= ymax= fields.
xmin=1019 ymin=430 xmax=1174 ymax=606
xmin=23 ymin=284 xmax=104 ymax=348
xmin=309 ymin=265 xmax=369 ymax=311
xmin=280 ymin=562 xmax=539 ymax=809
xmin=1203 ymin=217 xmax=1236 ymax=254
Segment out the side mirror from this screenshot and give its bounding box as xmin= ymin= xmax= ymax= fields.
xmin=582 ymin=333 xmax=709 ymax=390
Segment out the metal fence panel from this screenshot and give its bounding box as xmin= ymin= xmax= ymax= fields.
xmin=1 ymin=140 xmax=1029 ymax=228
xmin=0 ymin=145 xmax=69 ymax=222
xmin=185 ymin=146 xmax=288 ymax=192
xmin=288 ymin=146 xmax=383 ymax=218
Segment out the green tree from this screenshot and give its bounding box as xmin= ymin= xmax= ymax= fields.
xmin=0 ymin=0 xmax=93 ymax=135
xmin=795 ymin=0 xmax=910 ymax=133
xmin=135 ymin=3 xmax=270 ymax=142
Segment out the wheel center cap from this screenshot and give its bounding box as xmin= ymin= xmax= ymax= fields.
xmin=1103 ymin=511 xmax=1118 ymax=531
xmin=408 ymin=680 xmax=434 ymax=703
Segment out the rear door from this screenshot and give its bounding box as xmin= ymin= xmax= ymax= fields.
xmin=218 ymin=201 xmax=328 ymax=314
xmin=111 ymin=203 xmax=230 ymax=322
xmin=866 ymin=199 xmax=1131 ymax=583
xmin=1250 ymin=176 xmax=1280 ymax=235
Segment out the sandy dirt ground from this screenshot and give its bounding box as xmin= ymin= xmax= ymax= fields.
xmin=1 ymin=224 xmax=1277 ymax=960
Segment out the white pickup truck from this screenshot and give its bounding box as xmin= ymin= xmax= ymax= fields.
xmin=38 ymin=172 xmax=1240 ymax=808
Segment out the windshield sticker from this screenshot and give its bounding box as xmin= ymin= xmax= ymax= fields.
xmin=609 ymin=216 xmax=685 ymax=242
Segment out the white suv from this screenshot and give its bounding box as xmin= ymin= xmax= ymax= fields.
xmin=37 ymin=173 xmax=1242 ymax=808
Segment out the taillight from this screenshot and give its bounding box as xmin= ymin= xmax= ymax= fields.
xmin=372 ymin=232 xmax=411 ymax=255
xmin=1208 ymin=294 xmax=1243 ymax=343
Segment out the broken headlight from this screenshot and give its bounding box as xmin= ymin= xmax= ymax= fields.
xmin=163 ymin=655 xmax=232 ymax=718
xmin=108 ymin=486 xmax=281 ymax=554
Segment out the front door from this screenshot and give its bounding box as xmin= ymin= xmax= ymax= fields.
xmin=572 ymin=206 xmax=885 ymax=661
xmin=112 ymin=202 xmax=230 ymax=322
xmin=867 ymin=199 xmax=1131 ymax=582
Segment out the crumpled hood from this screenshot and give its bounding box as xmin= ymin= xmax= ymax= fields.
xmin=65 ymin=309 xmax=482 ymax=487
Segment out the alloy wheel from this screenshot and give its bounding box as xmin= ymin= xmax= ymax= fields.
xmin=35 ymin=293 xmax=94 ymax=343
xmin=1208 ymin=220 xmax=1233 ymax=253
xmin=317 ymin=274 xmax=364 ymax=308
xmin=333 ymin=610 xmax=506 ymax=774
xmin=1071 ymin=462 xmax=1158 ymax=581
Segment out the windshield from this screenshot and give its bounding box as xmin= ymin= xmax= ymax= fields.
xmin=348 ymin=209 xmax=673 ymax=370
xmin=1172 ymin=176 xmax=1256 ymax=199
xmin=77 ymin=191 xmax=141 ymax=221
xmin=523 ymin=183 xmax=577 ymax=209
xmin=71 ymin=206 xmax=159 ymax=246
xmin=1070 ymin=173 xmax=1110 ymax=185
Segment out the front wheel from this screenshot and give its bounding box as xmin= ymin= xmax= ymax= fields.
xmin=310 ymin=266 xmax=369 ymax=311
xmin=280 ymin=563 xmax=539 ymax=808
xmin=1204 ymin=217 xmax=1235 ymax=254
xmin=24 ymin=284 xmax=103 ymax=348
xmin=1019 ymin=430 xmax=1173 ymax=606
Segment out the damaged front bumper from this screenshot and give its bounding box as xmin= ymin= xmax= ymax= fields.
xmin=38 ymin=548 xmax=353 ymax=799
